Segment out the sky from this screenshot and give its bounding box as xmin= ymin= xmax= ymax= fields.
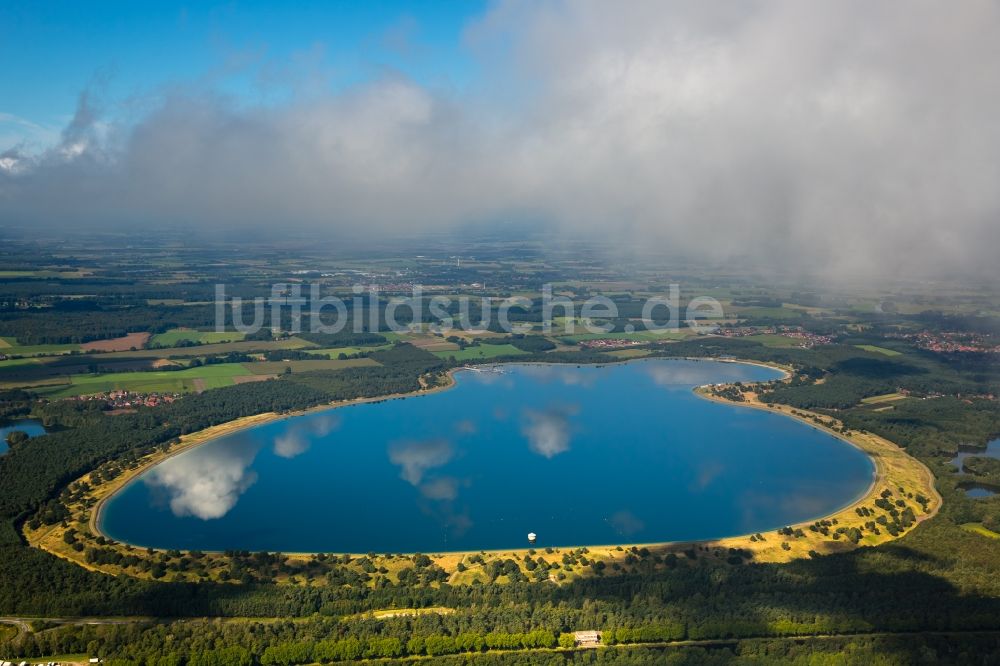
xmin=2 ymin=0 xmax=1000 ymax=280
xmin=0 ymin=1 xmax=483 ymax=149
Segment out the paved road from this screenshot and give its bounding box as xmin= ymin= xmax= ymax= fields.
xmin=0 ymin=616 xmax=31 ymax=634
xmin=1 ymin=615 xmax=146 ymax=638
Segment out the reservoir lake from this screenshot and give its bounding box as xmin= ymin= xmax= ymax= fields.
xmin=100 ymin=360 xmax=875 ymax=553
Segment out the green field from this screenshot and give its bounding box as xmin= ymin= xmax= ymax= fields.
xmin=37 ymin=363 xmax=253 ymax=398
xmin=604 ymin=348 xmax=654 ymax=358
xmin=0 ymin=356 xmax=42 ymax=369
xmin=860 ymin=392 xmax=908 ymax=405
xmin=550 ymin=316 xmax=589 ymax=333
xmin=748 ymin=334 xmax=806 ymax=348
xmin=727 ymin=305 xmax=805 ymax=322
xmin=0 ymin=336 xmax=81 ymax=357
xmin=0 ymin=269 xmax=87 ymax=278
xmin=855 ymin=344 xmax=903 ymax=356
xmin=559 ymin=329 xmax=692 ymax=343
xmin=961 ymin=523 xmax=1000 ymax=539
xmin=433 ymin=344 xmax=528 ymax=360
xmin=151 ymin=328 xmax=248 ymax=347
xmin=96 ymin=337 xmax=317 ymax=360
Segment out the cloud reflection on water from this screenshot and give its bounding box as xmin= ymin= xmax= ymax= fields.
xmin=145 ymin=437 xmax=260 ymax=520
xmin=388 ymin=438 xmax=475 ymax=539
xmin=464 ymin=370 xmax=514 ymax=388
xmin=520 ymin=404 xmax=580 ymax=458
xmin=453 ymin=419 xmax=478 ymax=435
xmin=609 ymin=510 xmax=645 ymax=537
xmin=519 ymin=364 xmax=598 ymax=388
xmin=691 ymin=460 xmax=725 ymax=491
xmin=647 ymin=361 xmax=771 ymax=388
xmin=737 ymin=489 xmax=832 ymax=533
xmin=420 ymin=476 xmax=463 ymax=501
xmin=646 ymin=363 xmax=715 ymax=388
xmin=272 ymin=413 xmax=341 ymax=459
xmin=388 ymin=438 xmax=454 ymax=485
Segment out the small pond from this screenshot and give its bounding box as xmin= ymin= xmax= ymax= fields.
xmin=0 ymin=418 xmax=47 ymax=455
xmin=951 ymin=438 xmax=1000 ymax=499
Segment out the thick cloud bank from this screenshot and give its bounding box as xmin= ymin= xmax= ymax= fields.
xmin=3 ymin=0 xmax=1000 ymax=277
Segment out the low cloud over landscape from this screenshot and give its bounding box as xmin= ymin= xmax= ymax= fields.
xmin=3 ymin=0 xmax=1000 ymax=277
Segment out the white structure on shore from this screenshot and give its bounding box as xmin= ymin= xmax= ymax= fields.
xmin=574 ymin=630 xmax=602 ymax=647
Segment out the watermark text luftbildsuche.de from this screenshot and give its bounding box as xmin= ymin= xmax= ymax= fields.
xmin=215 ymin=283 xmax=724 ymax=337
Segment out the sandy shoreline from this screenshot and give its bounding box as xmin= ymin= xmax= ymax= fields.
xmin=92 ymin=355 xmax=786 ymax=544
xmin=31 ymin=356 xmax=940 ymax=577
xmin=89 ymin=369 xmax=461 ymax=540
xmin=696 ymin=391 xmax=880 ymax=523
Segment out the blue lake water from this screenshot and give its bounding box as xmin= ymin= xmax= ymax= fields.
xmin=0 ymin=419 xmax=47 ymax=455
xmin=951 ymin=439 xmax=1000 ymax=471
xmin=952 ymin=439 xmax=1000 ymax=499
xmin=100 ymin=360 xmax=876 ymax=553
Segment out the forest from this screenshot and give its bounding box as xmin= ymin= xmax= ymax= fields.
xmin=2 ymin=255 xmax=1000 ymax=663
xmin=1 ymin=334 xmax=999 ymax=664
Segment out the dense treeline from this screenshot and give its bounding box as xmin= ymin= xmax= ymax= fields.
xmin=1 ymin=299 xmax=386 ymax=346
xmin=910 ymin=312 xmax=1000 ymax=335
xmin=4 ymin=297 xmax=540 ymax=346
xmin=961 ymin=455 xmax=1000 ymax=477
xmin=480 ymin=334 xmax=558 ymax=352
xmin=652 ymin=338 xmax=999 ymax=456
xmin=0 ymin=344 xmax=445 ymax=521
xmin=4 ymin=332 xmax=1000 ymax=662
xmin=285 ymin=345 xmax=446 ymax=399
xmin=841 ymin=397 xmax=1000 ymax=459
xmin=0 ymin=389 xmax=35 ymax=420
xmin=295 ymin=331 xmax=388 ymax=347
xmin=0 ymin=278 xmax=264 ymax=303
xmin=9 ymin=528 xmax=1000 ymax=663
xmin=0 ymin=379 xmax=333 ymax=525
xmin=7 ymin=513 xmax=1000 ymax=633
xmin=0 ymin=305 xmax=220 ymax=344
